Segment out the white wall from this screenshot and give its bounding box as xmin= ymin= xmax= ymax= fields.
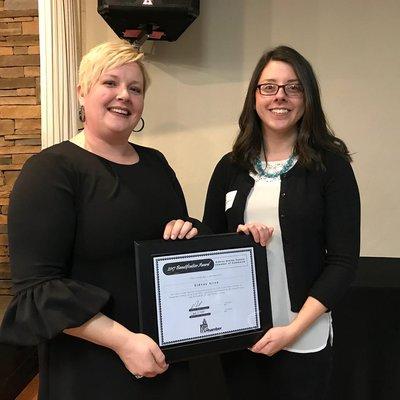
xmin=82 ymin=0 xmax=400 ymax=257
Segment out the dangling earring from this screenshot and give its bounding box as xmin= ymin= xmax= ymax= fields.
xmin=133 ymin=117 xmax=145 ymax=132
xmin=79 ymin=105 xmax=85 ymax=122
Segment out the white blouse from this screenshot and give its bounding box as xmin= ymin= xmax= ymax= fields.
xmin=246 ymin=159 xmax=332 ymax=353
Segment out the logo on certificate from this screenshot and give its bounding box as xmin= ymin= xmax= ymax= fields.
xmin=200 ymin=318 xmax=222 ymax=334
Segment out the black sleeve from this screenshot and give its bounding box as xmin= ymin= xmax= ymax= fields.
xmin=308 ymin=155 xmax=361 ymax=309
xmin=0 ymin=152 xmax=110 ymax=346
xmin=153 ymin=149 xmax=212 ymax=235
xmin=202 ymin=155 xmax=230 ymax=233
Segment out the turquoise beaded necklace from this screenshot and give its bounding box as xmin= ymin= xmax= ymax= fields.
xmin=255 ymin=153 xmax=296 ymax=179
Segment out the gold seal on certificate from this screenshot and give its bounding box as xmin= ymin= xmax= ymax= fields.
xmin=135 ymin=233 xmax=272 ymax=362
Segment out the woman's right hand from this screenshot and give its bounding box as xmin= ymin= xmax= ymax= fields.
xmin=115 ymin=332 xmax=169 ymax=378
xmin=236 ymin=222 xmax=274 ymax=246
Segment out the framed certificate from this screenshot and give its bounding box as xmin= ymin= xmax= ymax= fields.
xmin=134 ymin=233 xmax=272 ymax=362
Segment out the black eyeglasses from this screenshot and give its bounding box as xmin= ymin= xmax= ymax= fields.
xmin=256 ymin=83 xmax=304 ymax=97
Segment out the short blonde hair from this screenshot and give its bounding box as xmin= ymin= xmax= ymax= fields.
xmin=78 ymin=40 xmax=149 ymax=96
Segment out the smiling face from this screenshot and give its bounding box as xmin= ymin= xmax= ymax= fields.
xmin=255 ymin=60 xmax=305 ymax=138
xmin=78 ymin=62 xmax=144 ymax=141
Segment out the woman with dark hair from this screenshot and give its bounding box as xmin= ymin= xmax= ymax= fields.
xmin=203 ymin=46 xmax=360 ymax=399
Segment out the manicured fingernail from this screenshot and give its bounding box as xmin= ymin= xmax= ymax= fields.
xmin=171 ymin=235 xmax=175 ymax=239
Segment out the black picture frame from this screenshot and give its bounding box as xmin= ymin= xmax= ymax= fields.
xmin=134 ymin=233 xmax=272 ymax=363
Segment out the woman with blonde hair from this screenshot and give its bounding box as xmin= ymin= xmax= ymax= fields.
xmin=1 ymin=40 xmax=202 ymax=399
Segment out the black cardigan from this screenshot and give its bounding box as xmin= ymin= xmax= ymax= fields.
xmin=203 ymin=151 xmax=360 ymax=311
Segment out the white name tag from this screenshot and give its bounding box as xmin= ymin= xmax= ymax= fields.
xmin=225 ymin=190 xmax=237 ymax=211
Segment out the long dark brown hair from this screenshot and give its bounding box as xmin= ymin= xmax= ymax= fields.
xmin=232 ymin=46 xmax=351 ymax=171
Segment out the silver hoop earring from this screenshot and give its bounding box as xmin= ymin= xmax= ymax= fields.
xmin=79 ymin=105 xmax=85 ymax=122
xmin=133 ymin=117 xmax=144 ymax=132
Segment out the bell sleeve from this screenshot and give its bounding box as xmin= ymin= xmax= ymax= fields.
xmin=0 ymin=151 xmax=110 ymax=346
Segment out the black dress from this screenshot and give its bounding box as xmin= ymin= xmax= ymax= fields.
xmin=0 ymin=141 xmax=198 ymax=400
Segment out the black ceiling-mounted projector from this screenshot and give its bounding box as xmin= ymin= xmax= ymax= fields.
xmin=98 ymin=0 xmax=200 ymax=46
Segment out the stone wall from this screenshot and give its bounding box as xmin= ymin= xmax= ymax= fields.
xmin=0 ymin=0 xmax=40 ymax=302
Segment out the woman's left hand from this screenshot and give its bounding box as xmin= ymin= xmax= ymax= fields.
xmin=250 ymin=325 xmax=299 ymax=357
xmin=251 ymin=297 xmax=327 ymax=357
xmin=163 ymin=219 xmax=198 ymax=240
